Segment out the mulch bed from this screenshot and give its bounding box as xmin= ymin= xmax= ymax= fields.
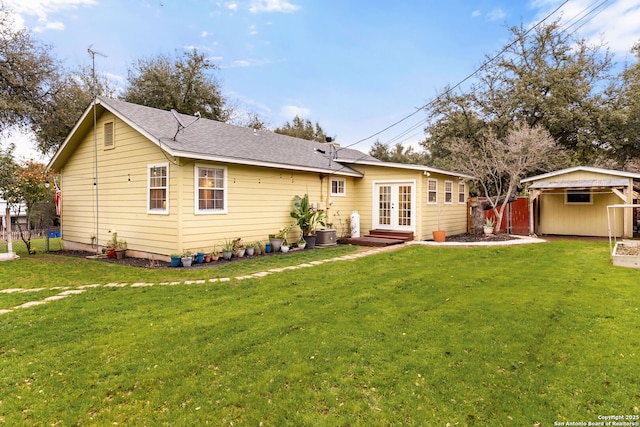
xmin=51 ymin=234 xmax=520 ymax=269
xmin=50 ymin=248 xmax=298 ymax=269
xmin=445 ymin=233 xmax=518 ymax=242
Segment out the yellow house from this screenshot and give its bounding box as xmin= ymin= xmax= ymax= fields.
xmin=521 ymin=167 xmax=640 ymax=238
xmin=49 ymin=97 xmax=472 ymax=260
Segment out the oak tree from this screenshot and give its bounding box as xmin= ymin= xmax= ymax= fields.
xmin=121 ymin=49 xmax=229 ymax=122
xmin=274 ymin=115 xmax=330 ymax=143
xmin=422 ymin=20 xmax=612 ymax=168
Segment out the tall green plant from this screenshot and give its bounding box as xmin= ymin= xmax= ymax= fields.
xmin=290 ymin=194 xmax=326 ymax=235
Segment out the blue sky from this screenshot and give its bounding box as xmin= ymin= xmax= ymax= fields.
xmin=4 ymin=0 xmax=640 ymax=160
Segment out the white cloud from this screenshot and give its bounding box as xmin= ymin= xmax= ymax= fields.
xmin=227 ymin=58 xmax=270 ymax=68
xmin=530 ymin=0 xmax=640 ymax=56
xmin=226 ymin=2 xmax=238 ymax=12
xmin=487 ymin=8 xmax=506 ymax=21
xmin=3 ymin=0 xmax=96 ymax=32
xmin=249 ymin=0 xmax=300 ymax=14
xmin=471 ymin=10 xmax=481 ymax=18
xmin=0 ymin=130 xmax=47 ymax=162
xmin=280 ymin=105 xmax=310 ymax=119
xmin=249 ymin=24 xmax=258 ymax=35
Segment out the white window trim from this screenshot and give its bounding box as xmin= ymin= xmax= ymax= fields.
xmin=458 ymin=182 xmax=466 ymax=204
xmin=194 ymin=164 xmax=228 ymax=215
xmin=427 ymin=178 xmax=438 ymax=205
xmin=565 ymin=189 xmax=593 ymax=205
xmin=330 ymin=178 xmax=346 ymax=197
xmin=147 ymin=162 xmax=169 ymax=215
xmin=444 ymin=180 xmax=453 ymax=204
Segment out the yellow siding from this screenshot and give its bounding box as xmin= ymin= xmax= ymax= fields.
xmin=538 ymin=192 xmax=623 ymax=236
xmin=531 ymin=169 xmax=632 ymax=237
xmin=58 ymin=109 xmax=471 ymax=256
xmin=178 ymin=163 xmax=329 ymax=252
xmin=60 ymin=111 xmax=178 ymax=256
xmin=321 ymin=176 xmax=357 ymax=239
xmin=349 ymin=165 xmax=469 ymax=240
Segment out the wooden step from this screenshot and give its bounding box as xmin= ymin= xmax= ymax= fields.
xmin=367 ymin=229 xmax=414 ymax=241
xmin=346 ymin=236 xmax=406 ymax=247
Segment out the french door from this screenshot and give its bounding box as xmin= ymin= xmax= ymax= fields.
xmin=374 ymin=182 xmax=415 ymax=231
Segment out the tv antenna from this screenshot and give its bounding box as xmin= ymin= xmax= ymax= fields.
xmin=171 ymin=109 xmax=201 ymax=140
xmin=87 ymin=45 xmax=107 ymax=255
xmin=87 ymin=46 xmax=107 ymax=97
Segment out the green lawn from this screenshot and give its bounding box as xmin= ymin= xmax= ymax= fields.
xmin=1 ymin=238 xmax=639 ymax=426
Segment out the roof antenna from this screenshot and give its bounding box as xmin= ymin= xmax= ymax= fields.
xmin=171 ymin=109 xmax=201 ymax=140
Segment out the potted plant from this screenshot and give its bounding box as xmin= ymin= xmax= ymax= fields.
xmin=269 ymin=233 xmax=282 ymax=253
xmin=290 ymin=194 xmax=326 ymax=249
xmin=297 ymin=238 xmax=307 ymax=250
xmin=204 ymin=252 xmax=212 ymax=263
xmin=232 ymin=238 xmax=245 ymax=258
xmin=196 ymin=249 xmax=205 ymax=263
xmin=280 ymin=235 xmax=290 ymax=253
xmin=483 ymin=218 xmax=495 ymax=235
xmin=253 ymin=241 xmax=264 ymax=255
xmin=246 ymin=242 xmax=255 ymax=256
xmin=181 ymin=250 xmax=193 ymax=267
xmin=107 ymin=229 xmax=127 ymax=259
xmin=211 ymin=248 xmax=220 ymax=262
xmin=432 ymin=205 xmax=446 ymax=242
xmin=221 ymin=240 xmax=234 ymax=260
xmin=170 ymin=253 xmax=181 ymax=268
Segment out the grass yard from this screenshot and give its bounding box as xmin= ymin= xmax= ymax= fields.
xmin=1 ymin=238 xmax=639 ymax=425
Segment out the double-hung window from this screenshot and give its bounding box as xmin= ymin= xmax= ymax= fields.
xmin=195 ymin=165 xmax=226 ymax=214
xmin=458 ymin=182 xmax=466 ymax=204
xmin=444 ymin=180 xmax=453 ymax=204
xmin=331 ymin=178 xmax=346 ymax=196
xmin=427 ymin=178 xmax=437 ymax=204
xmin=148 ymin=163 xmax=168 ymax=214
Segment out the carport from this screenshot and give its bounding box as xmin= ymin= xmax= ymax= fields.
xmin=521 ymin=167 xmax=640 ymax=238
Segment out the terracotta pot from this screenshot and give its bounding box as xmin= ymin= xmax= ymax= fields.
xmin=432 ymin=230 xmax=446 ymax=242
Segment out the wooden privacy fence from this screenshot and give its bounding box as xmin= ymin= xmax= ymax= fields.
xmin=468 ymin=197 xmax=530 ymax=235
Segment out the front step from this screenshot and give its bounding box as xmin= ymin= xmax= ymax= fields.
xmin=367 ymin=229 xmax=414 ymax=241
xmin=346 ymin=229 xmax=413 ymax=247
xmin=346 ymin=236 xmax=405 ymax=247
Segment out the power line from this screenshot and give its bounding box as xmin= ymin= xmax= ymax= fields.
xmin=342 ymin=0 xmax=571 ymax=151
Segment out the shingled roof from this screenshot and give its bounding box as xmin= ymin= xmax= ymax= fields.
xmin=51 ymin=96 xmax=377 ymax=177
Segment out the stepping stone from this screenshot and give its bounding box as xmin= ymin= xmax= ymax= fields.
xmin=14 ymin=301 xmax=46 ymax=309
xmin=44 ymin=295 xmax=68 ymax=301
xmin=58 ymin=290 xmax=85 ymax=295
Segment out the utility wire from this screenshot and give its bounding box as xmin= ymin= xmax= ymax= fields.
xmin=373 ymin=0 xmax=615 ymax=151
xmin=341 ymin=0 xmax=571 ymax=151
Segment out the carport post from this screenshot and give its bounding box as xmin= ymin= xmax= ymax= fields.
xmin=528 ymin=190 xmax=540 ymax=236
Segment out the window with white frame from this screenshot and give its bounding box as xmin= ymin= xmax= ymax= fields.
xmin=195 ymin=165 xmax=226 ymax=214
xmin=444 ymin=180 xmax=453 ymax=204
xmin=427 ymin=178 xmax=437 ymax=204
xmin=148 ymin=163 xmax=168 ymax=214
xmin=458 ymin=182 xmax=466 ymax=204
xmin=331 ymin=178 xmax=346 ymax=196
xmin=565 ymin=189 xmax=592 ymax=204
